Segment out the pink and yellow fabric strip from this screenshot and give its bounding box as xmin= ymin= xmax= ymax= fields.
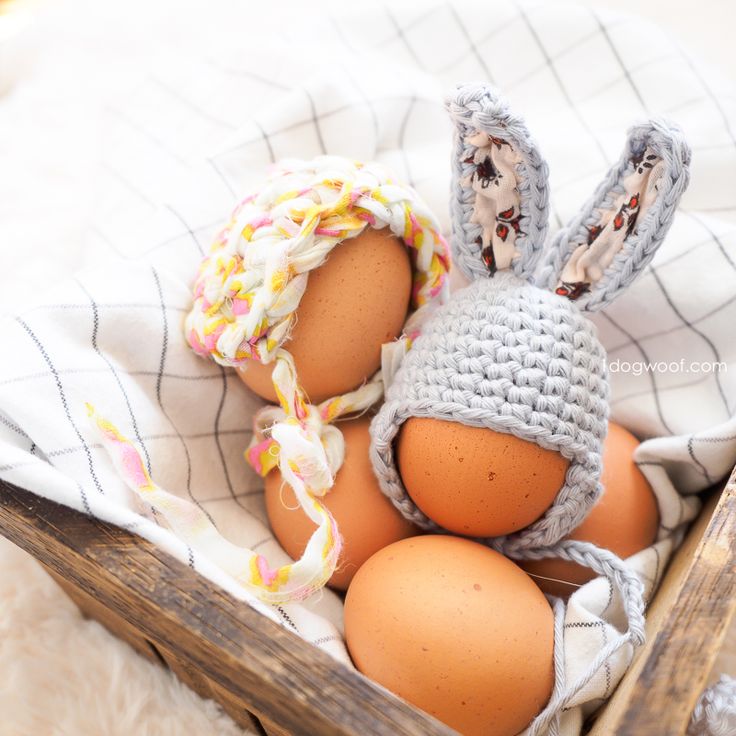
xmin=87 ymin=403 xmax=339 ymax=605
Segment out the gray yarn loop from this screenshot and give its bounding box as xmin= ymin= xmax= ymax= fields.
xmin=689 ymin=675 xmax=736 ymax=736
xmin=524 ymin=541 xmax=646 ymax=736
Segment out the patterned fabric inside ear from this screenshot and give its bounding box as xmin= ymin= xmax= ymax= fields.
xmin=447 ymin=84 xmax=550 ymax=283
xmin=463 ymin=131 xmax=522 ymax=275
xmin=555 ymin=146 xmax=665 ymax=300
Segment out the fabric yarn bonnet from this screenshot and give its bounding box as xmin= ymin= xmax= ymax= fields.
xmin=180 ymin=156 xmax=450 ymax=601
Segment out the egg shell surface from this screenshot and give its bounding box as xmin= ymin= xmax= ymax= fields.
xmin=396 ymin=417 xmax=570 ymax=537
xmin=239 ymin=227 xmax=412 ymax=404
xmin=345 ymin=535 xmax=554 ymax=736
xmin=265 ymin=416 xmax=419 ymax=591
xmin=519 ymin=422 xmax=659 ymax=597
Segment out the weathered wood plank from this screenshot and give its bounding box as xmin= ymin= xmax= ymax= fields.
xmin=0 ymin=481 xmax=455 ymax=736
xmin=3 ymin=468 xmax=734 ymax=736
xmin=589 ymin=470 xmax=736 ymax=736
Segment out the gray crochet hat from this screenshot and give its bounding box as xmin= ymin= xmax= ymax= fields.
xmin=370 ymin=83 xmax=691 ymax=555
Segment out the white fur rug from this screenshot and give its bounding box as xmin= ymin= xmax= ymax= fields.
xmin=0 ymin=536 xmax=251 ymax=736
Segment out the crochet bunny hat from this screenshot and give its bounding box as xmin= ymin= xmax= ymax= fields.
xmin=371 ymin=84 xmax=691 ymax=556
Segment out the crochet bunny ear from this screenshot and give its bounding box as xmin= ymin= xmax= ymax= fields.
xmin=446 ymin=84 xmax=550 ymax=282
xmin=537 ymin=119 xmax=691 ymax=311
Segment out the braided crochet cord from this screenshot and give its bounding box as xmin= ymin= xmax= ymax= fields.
xmin=182 ymin=157 xmax=450 ymax=602
xmin=521 ymin=541 xmax=646 ymax=736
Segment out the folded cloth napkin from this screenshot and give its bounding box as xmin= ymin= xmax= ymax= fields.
xmin=1 ymin=1 xmax=734 ymax=733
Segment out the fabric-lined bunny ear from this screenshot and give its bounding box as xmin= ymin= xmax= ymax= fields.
xmin=446 ymin=84 xmax=550 ymax=283
xmin=537 ymin=119 xmax=691 ymax=312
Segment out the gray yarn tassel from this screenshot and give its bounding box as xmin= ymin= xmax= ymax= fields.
xmin=523 ymin=541 xmax=646 ymax=736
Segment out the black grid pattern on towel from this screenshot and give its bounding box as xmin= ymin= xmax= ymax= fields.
xmin=1 ymin=0 xmax=735 ymax=645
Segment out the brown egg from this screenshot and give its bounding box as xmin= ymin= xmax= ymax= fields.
xmin=345 ymin=535 xmax=554 ymax=736
xmin=239 ymin=228 xmax=412 ymax=404
xmin=265 ymin=416 xmax=418 ymax=591
xmin=396 ymin=417 xmax=569 ymax=537
xmin=519 ymin=422 xmax=660 ymax=598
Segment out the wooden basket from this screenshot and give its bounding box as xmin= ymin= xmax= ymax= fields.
xmin=0 ymin=470 xmax=734 ymax=736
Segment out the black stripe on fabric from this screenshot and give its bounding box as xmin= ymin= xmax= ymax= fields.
xmin=610 ymin=373 xmax=716 ymax=408
xmin=592 ymin=10 xmax=648 ymax=113
xmin=340 ymin=66 xmax=379 ymax=148
xmin=151 ymin=268 xmax=217 ymax=526
xmin=214 ymin=364 xmax=244 ymax=509
xmin=304 ymin=89 xmax=327 ymax=155
xmin=606 ymin=288 xmax=736 ymax=358
xmin=384 ymin=7 xmax=425 ymax=69
xmin=103 ymin=163 xmax=158 ymax=210
xmin=78 ymin=280 xmax=153 ymax=475
xmin=311 ymin=635 xmax=341 ymax=647
xmin=564 ymin=620 xmax=605 ymax=629
xmin=679 ymin=51 xmax=736 ymax=147
xmin=0 ymin=368 xmax=232 ymax=387
xmin=434 ymin=10 xmax=524 ymax=76
xmin=253 ymin=120 xmax=276 ymax=164
xmin=15 ymin=317 xmax=105 ymax=501
xmin=399 ymin=96 xmax=417 ymax=188
xmin=687 ymin=435 xmax=713 ymax=483
xmin=601 ymin=625 xmax=611 ymax=699
xmin=207 ymin=158 xmax=237 ymax=197
xmin=693 ymin=433 xmax=736 ymax=444
xmin=214 ymin=95 xmax=436 ymax=160
xmin=109 ymin=104 xmax=189 ymax=166
xmin=0 ymin=413 xmax=29 ymax=438
xmin=649 ymin=266 xmax=731 ymax=418
xmin=42 ymin=427 xmax=253 ymax=461
xmin=515 ymin=1 xmax=610 ymax=166
xmin=448 ymin=4 xmax=496 ymax=83
xmin=276 ymin=606 xmax=299 ymax=633
xmin=200 ymin=57 xmax=290 ymax=91
xmin=78 ymin=278 xmax=161 ymax=525
xmin=150 ymin=76 xmax=237 ymax=130
xmin=165 ymin=205 xmax=205 ymax=257
xmin=685 ymin=211 xmax=736 ymax=273
xmin=599 ymin=312 xmax=674 ymax=435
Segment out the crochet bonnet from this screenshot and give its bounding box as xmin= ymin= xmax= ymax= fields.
xmin=370 ymin=83 xmax=691 ymax=555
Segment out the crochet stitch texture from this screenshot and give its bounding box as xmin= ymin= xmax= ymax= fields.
xmin=371 ymin=271 xmax=609 ymax=554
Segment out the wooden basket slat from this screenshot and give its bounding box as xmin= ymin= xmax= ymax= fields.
xmin=0 ymin=481 xmax=455 ymax=736
xmin=589 ymin=472 xmax=736 ymax=735
xmin=1 ymin=468 xmax=735 ymax=736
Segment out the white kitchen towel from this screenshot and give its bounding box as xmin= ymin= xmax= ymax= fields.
xmin=0 ymin=1 xmax=734 ymax=733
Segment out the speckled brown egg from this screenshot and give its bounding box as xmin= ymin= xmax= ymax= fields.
xmin=238 ymin=228 xmax=412 ymax=404
xmin=265 ymin=416 xmax=418 ymax=591
xmin=345 ymin=535 xmax=554 ymax=736
xmin=396 ymin=417 xmax=569 ymax=537
xmin=518 ymin=422 xmax=659 ymax=598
